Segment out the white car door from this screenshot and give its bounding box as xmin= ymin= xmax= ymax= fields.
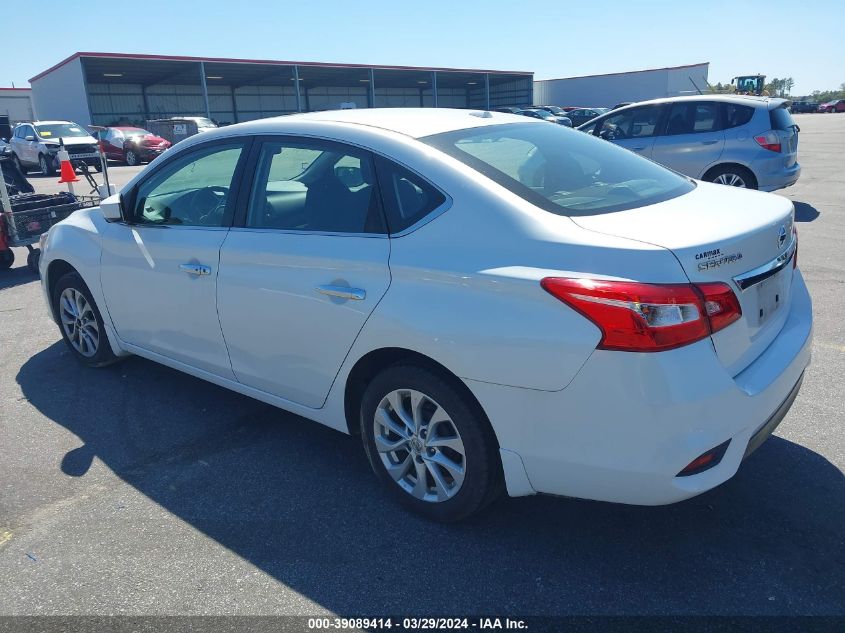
xmin=100 ymin=139 xmax=250 ymax=379
xmin=217 ymin=137 xmax=392 ymax=408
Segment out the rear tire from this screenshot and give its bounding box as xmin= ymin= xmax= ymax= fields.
xmin=705 ymin=165 xmax=758 ymax=190
xmin=361 ymin=363 xmax=502 ymax=522
xmin=0 ymin=248 xmax=14 ymax=269
xmin=52 ymin=271 xmax=118 ymax=367
xmin=26 ymin=248 xmax=40 ymax=275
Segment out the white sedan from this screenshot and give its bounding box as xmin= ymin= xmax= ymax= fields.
xmin=39 ymin=108 xmax=812 ymax=522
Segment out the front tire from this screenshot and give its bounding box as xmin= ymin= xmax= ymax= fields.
xmin=124 ymin=148 xmax=140 ymax=166
xmin=52 ymin=272 xmax=117 ymax=367
xmin=361 ymin=364 xmax=502 ymax=522
xmin=39 ymin=153 xmax=56 ymax=176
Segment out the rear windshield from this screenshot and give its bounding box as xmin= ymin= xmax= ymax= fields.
xmin=770 ymin=106 xmax=796 ymax=131
xmin=421 ymin=122 xmax=694 ymax=216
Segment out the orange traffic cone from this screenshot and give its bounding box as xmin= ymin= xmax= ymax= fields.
xmin=57 ymin=148 xmax=79 ymax=184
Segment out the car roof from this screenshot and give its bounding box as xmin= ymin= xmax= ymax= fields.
xmin=613 ymin=95 xmax=787 ymax=110
xmin=266 ymin=108 xmax=540 ymax=138
xmin=30 ymin=120 xmax=77 ymax=125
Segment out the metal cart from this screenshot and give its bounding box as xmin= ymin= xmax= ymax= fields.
xmin=0 ymin=193 xmax=99 ymax=273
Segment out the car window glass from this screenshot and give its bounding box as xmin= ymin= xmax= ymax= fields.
xmin=132 ymin=143 xmax=243 ymax=227
xmin=666 ymin=102 xmax=720 ymax=135
xmin=374 ymin=156 xmax=447 ymax=233
xmin=423 ymin=122 xmax=694 ymax=217
xmin=723 ymin=103 xmax=754 ymax=128
xmin=246 ymin=140 xmax=384 ymax=234
xmin=599 ymin=106 xmax=659 ymax=139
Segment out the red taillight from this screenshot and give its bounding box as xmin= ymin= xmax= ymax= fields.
xmin=540 ymin=278 xmax=742 ymax=353
xmin=754 ymin=131 xmax=782 ymax=153
xmin=677 ymin=440 xmax=731 ymax=477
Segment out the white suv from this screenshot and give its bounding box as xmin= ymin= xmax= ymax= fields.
xmin=10 ymin=121 xmax=101 ymax=176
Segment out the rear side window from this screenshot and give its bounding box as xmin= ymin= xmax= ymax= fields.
xmin=374 ymin=157 xmax=446 ymax=233
xmin=665 ymin=102 xmax=720 ymax=135
xmin=770 ymin=106 xmax=796 ymax=131
xmin=723 ymin=103 xmax=754 ymax=129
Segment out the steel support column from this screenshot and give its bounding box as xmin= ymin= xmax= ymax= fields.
xmin=199 ymin=61 xmax=211 ymax=119
xmin=293 ymin=65 xmax=302 ymax=112
xmin=369 ymin=68 xmax=376 ymax=108
xmin=485 ymin=73 xmax=491 ymax=111
xmin=432 ymin=71 xmax=438 ymax=108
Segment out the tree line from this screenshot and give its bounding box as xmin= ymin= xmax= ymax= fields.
xmin=710 ymin=77 xmax=844 ymax=102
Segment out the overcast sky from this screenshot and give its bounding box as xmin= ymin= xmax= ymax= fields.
xmin=2 ymin=0 xmax=841 ymax=96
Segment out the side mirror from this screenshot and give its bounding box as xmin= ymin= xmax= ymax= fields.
xmin=100 ymin=193 xmax=125 ymax=222
xmin=25 ymin=135 xmax=35 ymax=142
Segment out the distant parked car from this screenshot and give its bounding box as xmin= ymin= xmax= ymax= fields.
xmin=564 ymin=107 xmax=610 ymax=127
xmin=9 ymin=121 xmax=101 ymax=176
xmin=611 ymin=102 xmax=633 ymax=110
xmin=95 ymin=127 xmax=172 ymax=166
xmin=578 ymin=95 xmax=800 ymax=192
xmin=790 ymin=101 xmax=819 ymax=114
xmin=818 ymin=99 xmax=845 ymax=113
xmin=521 ymin=108 xmax=572 ymax=126
xmin=493 ymin=106 xmax=524 ymax=114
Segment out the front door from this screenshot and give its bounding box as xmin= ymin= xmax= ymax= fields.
xmin=217 ymin=137 xmax=392 ymax=408
xmin=596 ymin=104 xmax=665 ymax=158
xmin=650 ymin=101 xmax=725 ymax=177
xmin=100 ymin=140 xmax=249 ymax=379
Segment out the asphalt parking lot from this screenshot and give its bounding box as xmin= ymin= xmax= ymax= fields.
xmin=0 ymin=116 xmax=843 ymax=617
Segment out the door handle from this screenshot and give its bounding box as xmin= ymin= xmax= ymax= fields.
xmin=701 ymin=140 xmax=719 ymax=145
xmin=179 ymin=263 xmax=211 ymax=276
xmin=316 ymin=284 xmax=366 ymax=301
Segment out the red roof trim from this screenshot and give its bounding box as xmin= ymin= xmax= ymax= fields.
xmin=30 ymin=52 xmax=532 ymax=83
xmin=538 ymin=62 xmax=710 ymax=83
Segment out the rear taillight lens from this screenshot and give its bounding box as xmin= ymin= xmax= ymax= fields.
xmin=541 ymin=278 xmax=742 ymax=353
xmin=754 ymin=131 xmax=782 ymax=153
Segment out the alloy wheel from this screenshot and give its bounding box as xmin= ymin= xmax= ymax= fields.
xmin=713 ymin=173 xmax=747 ymax=187
xmin=59 ymin=288 xmax=99 ymax=357
xmin=374 ymin=389 xmax=466 ymax=502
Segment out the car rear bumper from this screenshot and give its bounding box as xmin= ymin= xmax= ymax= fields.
xmin=758 ymin=161 xmax=801 ymax=192
xmin=467 ymin=270 xmax=813 ymax=504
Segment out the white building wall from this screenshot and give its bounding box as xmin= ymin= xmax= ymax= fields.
xmin=535 ymin=63 xmax=709 ymax=108
xmin=30 ymin=57 xmax=91 ymax=125
xmin=0 ymin=89 xmax=34 ymax=123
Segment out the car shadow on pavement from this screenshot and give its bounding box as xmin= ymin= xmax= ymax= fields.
xmin=16 ymin=343 xmax=845 ymax=616
xmin=793 ymin=201 xmax=820 ymax=222
xmin=0 ymin=263 xmax=38 ymax=291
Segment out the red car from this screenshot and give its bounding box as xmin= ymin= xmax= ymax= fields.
xmin=96 ymin=127 xmax=171 ymax=166
xmin=818 ymin=99 xmax=845 ymax=113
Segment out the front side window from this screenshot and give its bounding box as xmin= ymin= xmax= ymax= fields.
xmin=422 ymin=122 xmax=694 ymax=217
xmin=598 ymin=106 xmax=661 ymax=140
xmin=245 ymin=139 xmax=384 ymax=234
xmin=132 ymin=143 xmax=244 ymax=226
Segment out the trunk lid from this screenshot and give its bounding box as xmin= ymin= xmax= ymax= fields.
xmin=570 ymin=182 xmax=796 ymax=376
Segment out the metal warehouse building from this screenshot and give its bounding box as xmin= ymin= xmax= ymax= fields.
xmin=0 ymin=87 xmax=34 ymax=124
xmin=30 ymin=52 xmax=533 ymax=127
xmin=534 ymin=62 xmax=710 ymax=108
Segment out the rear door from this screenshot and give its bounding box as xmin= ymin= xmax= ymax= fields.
xmin=596 ymin=104 xmax=664 ymax=158
xmin=217 ymin=136 xmax=391 ymax=408
xmin=651 ymin=101 xmax=725 ymax=177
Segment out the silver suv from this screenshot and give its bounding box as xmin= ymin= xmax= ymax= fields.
xmin=10 ymin=120 xmax=101 ymax=176
xmin=577 ymin=96 xmax=800 ymax=191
